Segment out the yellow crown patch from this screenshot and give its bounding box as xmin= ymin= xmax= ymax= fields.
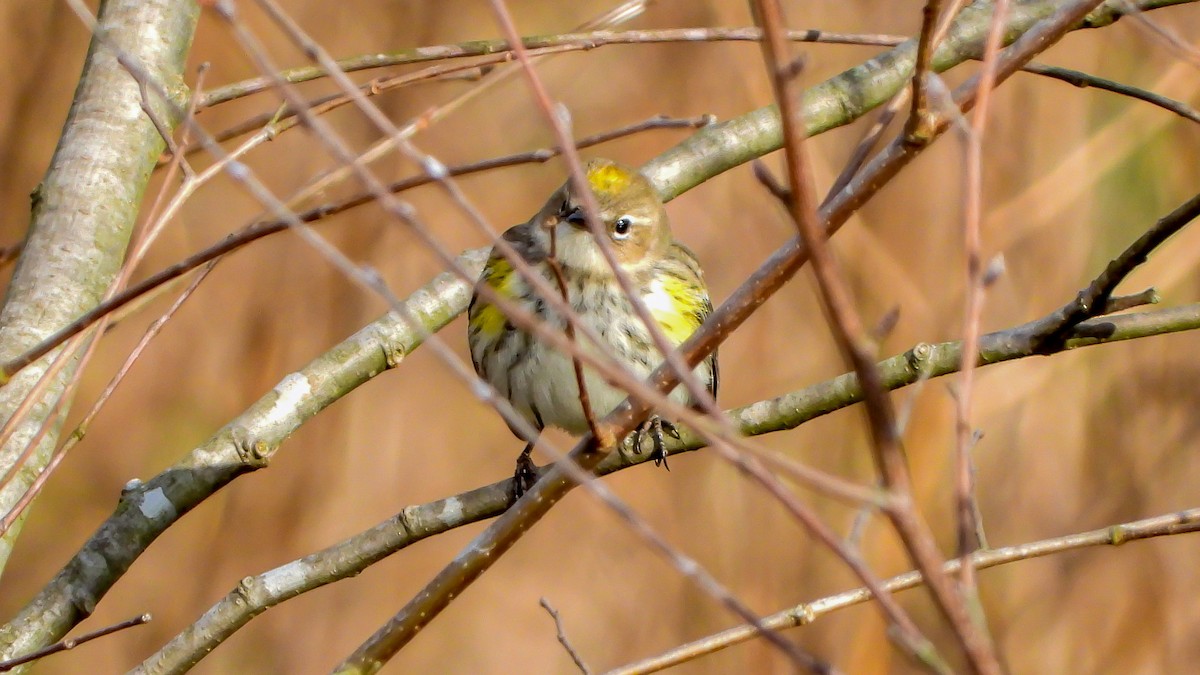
xmin=586 ymin=162 xmax=634 ymax=196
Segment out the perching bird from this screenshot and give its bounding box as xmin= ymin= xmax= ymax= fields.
xmin=467 ymin=159 xmax=717 ymax=498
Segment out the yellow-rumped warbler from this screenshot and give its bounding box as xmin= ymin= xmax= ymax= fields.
xmin=468 ymin=158 xmax=718 ymax=496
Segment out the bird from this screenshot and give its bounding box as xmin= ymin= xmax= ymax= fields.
xmin=467 ymin=158 xmax=717 ymax=499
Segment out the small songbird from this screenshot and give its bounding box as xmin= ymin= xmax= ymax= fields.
xmin=467 ymin=159 xmax=718 ymax=498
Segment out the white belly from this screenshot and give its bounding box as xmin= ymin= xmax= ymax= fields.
xmin=511 ymin=334 xmax=707 ymax=435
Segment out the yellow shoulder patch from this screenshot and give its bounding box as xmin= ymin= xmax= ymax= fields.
xmin=472 ymin=257 xmax=517 ymax=338
xmin=587 ymin=162 xmax=634 ymax=197
xmin=646 ymin=274 xmax=706 ymax=345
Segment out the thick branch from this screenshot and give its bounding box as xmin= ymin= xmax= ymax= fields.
xmin=0 ymin=0 xmax=198 ymax=576
xmin=138 ymin=303 xmax=1200 ymax=674
xmin=1 ymin=0 xmax=1191 ymax=659
xmin=0 ymin=252 xmax=486 ymax=662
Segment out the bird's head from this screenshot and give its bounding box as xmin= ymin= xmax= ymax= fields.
xmin=536 ymin=159 xmax=670 ymax=275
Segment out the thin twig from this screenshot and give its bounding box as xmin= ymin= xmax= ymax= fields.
xmin=0 ymin=115 xmax=712 ymax=383
xmin=823 ymin=90 xmax=909 ymax=207
xmin=954 ymin=0 xmax=1009 ymax=615
xmin=0 ymin=264 xmax=215 ymax=534
xmin=545 ymin=229 xmax=602 ymax=443
xmin=138 ymin=302 xmax=1200 ymax=673
xmin=198 ymin=27 xmax=908 ymax=108
xmin=1022 ymin=62 xmax=1200 ymax=123
xmin=1116 ymin=0 xmax=1200 ymax=68
xmin=908 ymin=0 xmax=946 ymax=138
xmin=755 ymin=0 xmax=972 ymax=671
xmin=1015 ymin=190 xmax=1200 ymax=351
xmin=539 ymin=600 xmax=591 ymax=675
xmin=0 ymin=614 xmax=150 ymax=672
xmin=608 ymin=508 xmax=1200 ymax=675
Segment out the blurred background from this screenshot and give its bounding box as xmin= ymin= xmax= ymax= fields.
xmin=1 ymin=0 xmax=1199 ymax=672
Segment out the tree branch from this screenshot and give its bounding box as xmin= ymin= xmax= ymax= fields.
xmin=609 ymin=507 xmax=1200 ymax=675
xmin=0 ymin=0 xmax=198 ymax=578
xmin=2 ymin=0 xmax=1192 ymax=660
xmin=136 ymin=302 xmax=1200 ymax=674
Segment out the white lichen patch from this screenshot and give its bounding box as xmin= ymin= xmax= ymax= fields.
xmin=440 ymin=496 xmax=464 ymax=523
xmin=138 ymin=487 xmax=177 ymax=521
xmin=261 ymin=561 xmax=314 ymax=597
xmin=261 ymin=372 xmax=312 ymax=434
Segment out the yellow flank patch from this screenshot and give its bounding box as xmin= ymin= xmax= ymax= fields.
xmin=473 ymin=257 xmax=518 ymax=338
xmin=648 ymin=274 xmax=705 ymax=344
xmin=587 ymin=162 xmax=633 ymax=196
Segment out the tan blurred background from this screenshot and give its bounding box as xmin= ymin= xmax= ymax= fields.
xmin=1 ymin=0 xmax=1199 ymax=672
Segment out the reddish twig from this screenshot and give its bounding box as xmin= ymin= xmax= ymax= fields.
xmin=198 ymin=27 xmax=908 ymax=109
xmin=907 ymin=0 xmax=946 ymax=138
xmin=754 ymin=0 xmax=976 ymax=671
xmin=609 ymin=508 xmax=1200 ymax=674
xmin=0 ymin=614 xmax=150 ymax=672
xmin=0 ymin=115 xmax=711 ymax=384
xmin=954 ymin=0 xmax=1010 ymax=609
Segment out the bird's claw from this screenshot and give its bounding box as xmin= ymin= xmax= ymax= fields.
xmin=511 ymin=451 xmax=539 ymax=502
xmin=628 ymin=416 xmax=679 ymax=470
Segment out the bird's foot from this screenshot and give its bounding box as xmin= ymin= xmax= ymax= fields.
xmin=511 ymin=447 xmax=539 ymax=502
xmin=627 ymin=415 xmax=680 ymax=470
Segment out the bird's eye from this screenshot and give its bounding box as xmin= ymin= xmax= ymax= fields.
xmin=613 ymin=217 xmax=633 ymax=238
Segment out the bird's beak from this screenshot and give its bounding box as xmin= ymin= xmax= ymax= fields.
xmin=563 ymin=208 xmax=588 ymax=230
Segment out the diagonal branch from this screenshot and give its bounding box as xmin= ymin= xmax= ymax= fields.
xmin=138 ymin=301 xmax=1200 ymax=673
xmin=198 ymin=28 xmax=909 ymax=109
xmin=0 ymin=0 xmax=198 ymax=577
xmin=610 ymin=507 xmax=1200 ymax=675
xmin=2 ymin=0 xmax=1192 ymax=661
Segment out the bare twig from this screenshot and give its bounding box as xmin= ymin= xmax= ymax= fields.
xmin=1117 ymin=0 xmax=1200 ymax=68
xmin=0 ymin=614 xmax=150 ymax=672
xmin=1022 ymin=62 xmax=1200 ymax=123
xmin=0 ymin=115 xmax=712 ymax=383
xmin=198 ymin=27 xmax=908 ymax=108
xmin=609 ymin=508 xmax=1200 ymax=675
xmin=545 ymin=229 xmax=603 ymax=443
xmin=953 ymin=0 xmax=1009 ymax=613
xmin=908 ymin=0 xmax=946 ymax=138
xmin=1012 ymin=190 xmax=1200 ymax=352
xmin=138 ymin=302 xmax=1200 ymax=673
xmin=0 ymin=264 xmax=215 ymax=534
xmin=6 ymin=0 xmax=1192 ymax=663
xmin=539 ymin=599 xmax=591 ymax=675
xmin=823 ymin=90 xmax=908 ymax=206
xmin=755 ymin=0 xmax=972 ymax=671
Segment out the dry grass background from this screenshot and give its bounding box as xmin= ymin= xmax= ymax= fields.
xmin=0 ymin=0 xmax=1199 ymax=672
